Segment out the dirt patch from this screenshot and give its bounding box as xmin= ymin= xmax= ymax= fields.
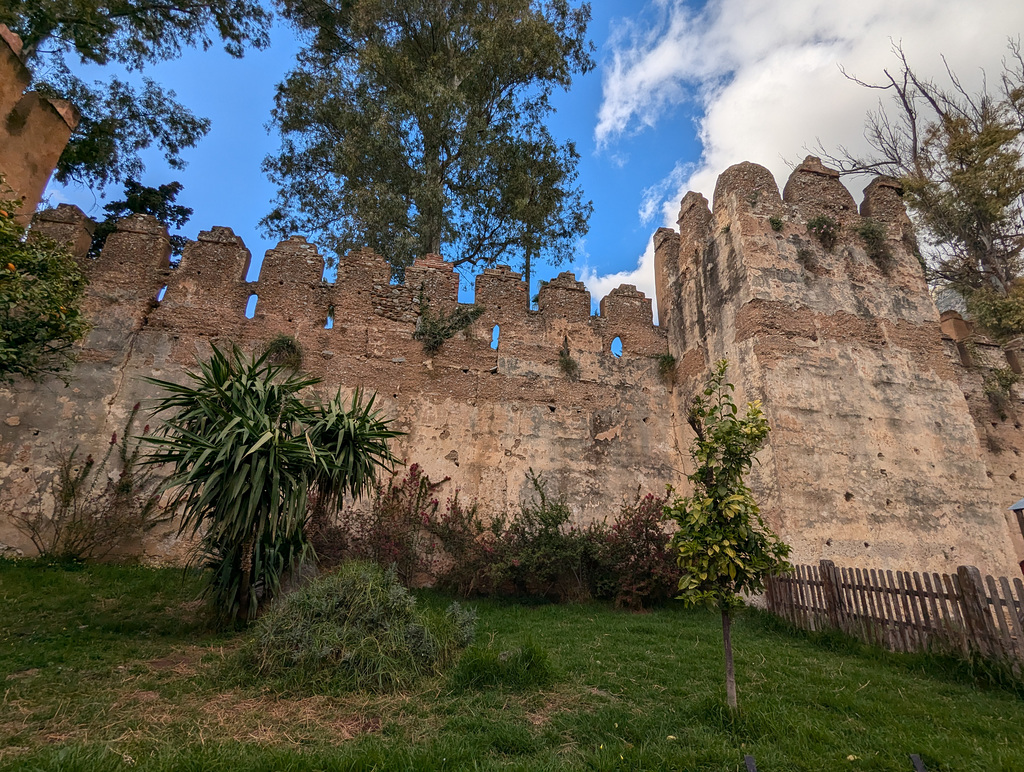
xmin=199 ymin=691 xmax=383 ymax=745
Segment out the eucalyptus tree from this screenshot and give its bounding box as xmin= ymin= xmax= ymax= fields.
xmin=263 ymin=0 xmax=593 ymax=281
xmin=145 ymin=345 xmax=400 ymax=622
xmin=0 ymin=0 xmax=272 ymax=189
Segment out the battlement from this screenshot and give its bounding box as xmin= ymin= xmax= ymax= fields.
xmin=30 ymin=208 xmax=667 ymax=368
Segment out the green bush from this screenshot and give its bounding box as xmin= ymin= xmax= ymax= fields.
xmin=448 ymin=639 xmax=554 ymax=691
xmin=768 ymin=215 xmax=784 ymax=232
xmin=241 ymin=561 xmax=476 ymax=692
xmin=413 ymin=294 xmax=484 ymax=354
xmin=966 ymin=284 xmax=1024 ymax=341
xmin=806 ymin=215 xmax=840 ymax=252
xmin=855 ymin=218 xmax=894 ymax=273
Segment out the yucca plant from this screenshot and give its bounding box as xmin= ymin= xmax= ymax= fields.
xmin=144 ymin=344 xmax=401 ymax=622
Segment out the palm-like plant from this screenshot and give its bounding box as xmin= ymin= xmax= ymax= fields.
xmin=144 ymin=345 xmax=400 ymax=621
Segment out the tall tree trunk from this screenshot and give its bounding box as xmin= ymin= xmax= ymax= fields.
xmin=722 ymin=608 xmax=738 ymax=712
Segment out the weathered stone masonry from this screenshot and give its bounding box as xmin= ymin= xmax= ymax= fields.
xmin=656 ymin=158 xmax=1023 ymax=577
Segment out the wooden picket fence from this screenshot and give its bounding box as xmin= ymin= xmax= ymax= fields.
xmin=765 ymin=561 xmax=1024 ymax=668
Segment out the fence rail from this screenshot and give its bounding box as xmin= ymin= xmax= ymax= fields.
xmin=765 ymin=561 xmax=1024 ymax=668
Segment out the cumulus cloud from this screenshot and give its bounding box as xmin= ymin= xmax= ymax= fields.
xmin=584 ymin=0 xmax=1024 ymax=321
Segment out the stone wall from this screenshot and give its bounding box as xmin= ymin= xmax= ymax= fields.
xmin=655 ymin=157 xmax=1023 ymax=577
xmin=0 ymin=211 xmax=680 ymax=562
xmin=1 ymin=134 xmax=1021 ymax=576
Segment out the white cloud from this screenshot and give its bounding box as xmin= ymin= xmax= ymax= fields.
xmin=576 ymin=240 xmax=659 ymax=320
xmin=585 ymin=0 xmax=1024 ymax=319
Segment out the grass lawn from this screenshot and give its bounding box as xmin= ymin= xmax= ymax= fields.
xmin=1 ymin=559 xmax=1022 ymax=771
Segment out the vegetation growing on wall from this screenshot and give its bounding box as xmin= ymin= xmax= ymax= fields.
xmin=8 ymin=405 xmax=168 ymax=561
xmin=260 ymin=333 xmax=304 ymax=370
xmin=412 ymin=296 xmax=484 ymax=355
xmin=558 ymin=336 xmax=580 ymax=381
xmin=806 ymin=215 xmax=840 ymax=252
xmin=0 ymin=194 xmax=88 ymax=384
xmin=856 ymin=217 xmax=895 ymax=273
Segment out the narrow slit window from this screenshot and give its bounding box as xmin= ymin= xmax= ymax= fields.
xmin=611 ymin=337 xmax=623 ymax=358
xmin=325 ymin=304 xmax=335 ymax=329
xmin=155 ymin=285 xmax=167 ymax=302
xmin=491 ymin=324 xmax=500 ymax=350
xmin=245 ymin=294 xmax=258 ymax=319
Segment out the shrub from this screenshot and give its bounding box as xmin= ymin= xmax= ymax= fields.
xmin=241 ymin=561 xmax=476 ymax=693
xmin=448 ymin=639 xmax=554 ymax=691
xmin=413 ymin=294 xmax=484 ymax=354
xmin=318 ymin=466 xmax=682 ymax=607
xmin=768 ymin=215 xmax=784 ymax=232
xmin=10 ymin=405 xmax=168 ymax=561
xmin=599 ymin=492 xmax=680 ymax=610
xmin=558 ymin=337 xmax=580 ymax=381
xmin=855 ymin=218 xmax=894 ymax=273
xmin=330 ymin=463 xmax=453 ymax=585
xmin=485 ymin=470 xmax=604 ymax=602
xmin=260 ymin=334 xmax=304 ymax=370
xmin=806 ymin=215 xmax=840 ymax=252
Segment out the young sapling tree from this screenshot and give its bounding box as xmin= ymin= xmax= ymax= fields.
xmin=666 ymin=360 xmax=791 ymax=712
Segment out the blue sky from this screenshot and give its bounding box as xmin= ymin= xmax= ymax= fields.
xmin=47 ymin=1 xmax=1024 ymax=318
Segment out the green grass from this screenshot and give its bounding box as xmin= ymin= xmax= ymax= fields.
xmin=2 ymin=559 xmax=1023 ymax=770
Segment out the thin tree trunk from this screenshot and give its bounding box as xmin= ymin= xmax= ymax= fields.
xmin=722 ymin=608 xmax=738 ymax=712
xmin=239 ymin=534 xmax=254 ymax=619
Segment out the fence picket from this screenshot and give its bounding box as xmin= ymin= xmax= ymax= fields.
xmin=997 ymin=576 xmax=1024 ymax=663
xmin=923 ymin=573 xmax=947 ymax=652
xmin=874 ymin=569 xmax=894 ymax=649
xmin=943 ymin=573 xmax=968 ymax=655
xmin=898 ymin=572 xmax=923 ymax=650
xmin=886 ymin=570 xmax=908 ymax=652
xmin=866 ymin=569 xmax=885 ymax=648
xmin=912 ymin=573 xmax=930 ymax=648
xmin=986 ymin=574 xmax=1014 ymax=663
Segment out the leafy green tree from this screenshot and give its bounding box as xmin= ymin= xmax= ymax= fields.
xmin=0 ymin=195 xmax=88 ymax=383
xmin=263 ymin=0 xmax=593 ymax=279
xmin=820 ymin=42 xmax=1024 ymax=334
xmin=144 ymin=345 xmax=401 ymax=622
xmin=88 ymin=179 xmax=193 ymax=259
xmin=665 ymin=360 xmax=791 ymax=712
xmin=0 ymin=0 xmax=272 ymax=189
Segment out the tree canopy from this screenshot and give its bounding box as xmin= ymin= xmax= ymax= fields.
xmin=820 ymin=42 xmax=1024 ymax=318
xmin=0 ymin=0 xmax=272 ymax=189
xmin=88 ymin=179 xmax=193 ymax=259
xmin=263 ymin=0 xmax=594 ymax=281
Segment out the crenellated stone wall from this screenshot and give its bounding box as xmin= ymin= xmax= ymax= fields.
xmin=1 ymin=145 xmax=1021 ymax=576
xmin=655 ymin=157 xmax=1023 ymax=577
xmin=1 ymin=211 xmax=680 ymax=562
